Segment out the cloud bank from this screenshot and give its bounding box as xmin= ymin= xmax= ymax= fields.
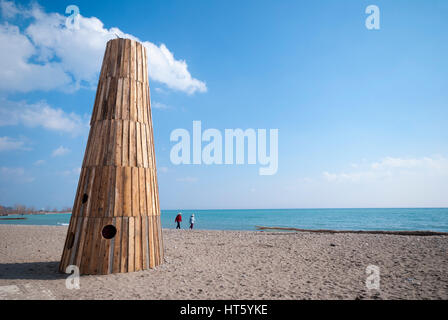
xmin=0 ymin=0 xmax=207 ymax=94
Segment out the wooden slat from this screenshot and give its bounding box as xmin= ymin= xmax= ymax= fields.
xmin=129 ymin=79 xmax=136 ymax=121
xmin=115 ymin=78 xmax=123 ymax=120
xmin=134 ymin=217 xmax=142 ymax=271
xmin=128 ymin=217 xmax=135 ymax=272
xmin=139 ymin=167 xmax=146 ymax=216
xmin=120 ymin=217 xmax=128 ymax=273
xmin=141 ymin=123 xmax=148 ymax=168
xmin=106 ymin=166 xmax=116 ymax=217
xmin=122 ymin=78 xmax=130 ymax=120
xmin=122 ymin=39 xmax=130 ymax=78
xmin=130 ymin=40 xmax=136 ymax=80
xmin=136 ymin=80 xmax=142 ymax=122
xmin=131 ymin=167 xmax=139 ymax=216
xmin=136 ymin=121 xmax=143 ymax=167
xmin=142 ymin=215 xmax=148 ymax=269
xmin=145 ymin=168 xmax=153 ymax=215
xmin=123 ymin=166 xmax=132 ymax=217
xmin=129 ymin=120 xmax=136 ymax=167
xmin=89 ymin=166 xmax=103 ymax=218
xmin=114 ymin=166 xmax=123 ymax=217
xmin=122 ymin=120 xmax=129 ymax=167
xmin=136 ymin=42 xmax=142 ymax=82
xmin=148 ymin=215 xmax=155 ymax=268
xmin=115 ymin=119 xmax=123 ymax=166
xmin=89 ymin=218 xmax=102 ymax=274
xmin=97 ymin=164 xmax=110 ymax=217
xmin=112 ymin=217 xmax=122 ymax=273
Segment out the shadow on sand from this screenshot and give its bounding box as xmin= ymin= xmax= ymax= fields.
xmin=0 ymin=261 xmax=66 ymax=280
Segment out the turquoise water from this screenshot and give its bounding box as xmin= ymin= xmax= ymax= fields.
xmin=1 ymin=208 xmax=448 ymax=232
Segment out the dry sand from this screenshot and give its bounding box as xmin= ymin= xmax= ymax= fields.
xmin=0 ymin=225 xmax=447 ymax=300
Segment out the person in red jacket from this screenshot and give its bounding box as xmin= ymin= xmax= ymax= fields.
xmin=175 ymin=212 xmax=182 ymax=229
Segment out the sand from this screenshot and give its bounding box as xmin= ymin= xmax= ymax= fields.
xmin=0 ymin=225 xmax=447 ymax=300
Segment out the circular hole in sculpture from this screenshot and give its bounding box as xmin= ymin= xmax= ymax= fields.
xmin=102 ymin=225 xmax=117 ymax=239
xmin=82 ymin=193 xmax=88 ymax=204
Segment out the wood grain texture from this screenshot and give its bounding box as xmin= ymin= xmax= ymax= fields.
xmin=59 ymin=38 xmax=163 ymax=275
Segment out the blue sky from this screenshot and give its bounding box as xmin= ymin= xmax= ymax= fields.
xmin=0 ymin=0 xmax=447 ymax=209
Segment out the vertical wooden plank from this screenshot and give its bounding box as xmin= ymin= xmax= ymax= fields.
xmin=131 ymin=167 xmax=140 ymax=216
xmin=115 ymin=78 xmax=123 ymax=120
xmin=122 ymin=78 xmax=130 ymax=121
xmin=86 ymin=125 xmax=97 ymax=167
xmin=134 ymin=217 xmax=142 ymax=271
xmin=145 ymin=168 xmax=153 ymax=216
xmin=60 ymin=215 xmax=76 ymax=270
xmin=128 ymin=217 xmax=135 ymax=272
xmin=112 ymin=217 xmax=122 ymax=273
xmin=100 ymin=218 xmax=113 ymax=275
xmin=115 ymin=38 xmax=123 ymax=78
xmin=106 ymin=165 xmax=116 ymax=217
xmin=139 ymin=167 xmax=147 ymax=215
xmin=89 ymin=218 xmax=102 ymax=274
xmin=122 ymin=39 xmax=130 ymax=78
xmin=93 ymin=121 xmax=104 ymax=166
xmin=148 ymin=215 xmax=155 ymax=268
xmin=120 ymin=217 xmax=128 ymax=273
xmin=84 ymin=167 xmax=96 ymax=217
xmin=106 ymin=78 xmax=117 ymax=120
xmin=142 ymin=44 xmax=147 ymax=85
xmin=129 ymin=121 xmax=136 ymax=167
xmin=136 ymin=122 xmax=143 ymax=167
xmin=107 ymin=120 xmax=116 ymax=166
xmin=114 ymin=166 xmax=123 ymax=217
xmin=122 ymin=120 xmax=129 ymax=167
xmin=90 ymin=166 xmax=103 ymax=218
xmin=108 ymin=39 xmax=118 ymax=78
xmin=74 ymin=216 xmax=89 ymax=268
xmin=130 ymin=40 xmax=136 ymax=80
xmin=142 ymin=215 xmax=148 ymax=270
xmin=79 ymin=217 xmax=93 ymax=274
xmin=141 ymin=82 xmax=147 ymax=125
xmin=115 ymin=120 xmax=123 ymax=167
xmin=129 ymin=80 xmax=136 ymax=121
xmin=136 ymin=80 xmax=142 ymax=123
xmin=99 ymin=41 xmax=111 ymax=81
xmin=141 ymin=123 xmax=148 ymax=168
xmin=71 ymin=167 xmax=85 ymax=217
xmin=136 ymin=42 xmax=142 ymax=82
xmin=153 ymin=216 xmax=159 ymax=265
xmin=123 ymin=166 xmax=132 ymax=217
xmin=97 ymin=164 xmax=110 ymax=218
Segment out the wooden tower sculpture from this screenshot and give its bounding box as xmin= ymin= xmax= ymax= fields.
xmin=59 ymin=38 xmax=163 ymax=275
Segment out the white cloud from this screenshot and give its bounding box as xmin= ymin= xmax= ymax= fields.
xmin=34 ymin=159 xmax=45 ymax=166
xmin=0 ymin=166 xmax=34 ymax=183
xmin=0 ymin=1 xmax=207 ymax=94
xmin=152 ymin=101 xmax=170 ymax=110
xmin=323 ymin=156 xmax=448 ymax=183
xmin=0 ymin=98 xmax=88 ymax=136
xmin=52 ymin=146 xmax=70 ymax=157
xmin=0 ymin=0 xmax=20 ymax=18
xmin=0 ymin=136 xmax=27 ymax=151
xmin=159 ymin=166 xmax=169 ymax=173
xmin=60 ymin=167 xmax=81 ymax=176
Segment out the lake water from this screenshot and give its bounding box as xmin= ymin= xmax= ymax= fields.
xmin=1 ymin=208 xmax=447 ymax=232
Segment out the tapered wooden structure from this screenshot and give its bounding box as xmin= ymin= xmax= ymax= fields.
xmin=59 ymin=38 xmax=163 ymax=275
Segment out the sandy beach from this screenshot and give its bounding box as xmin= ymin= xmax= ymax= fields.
xmin=0 ymin=225 xmax=447 ymax=300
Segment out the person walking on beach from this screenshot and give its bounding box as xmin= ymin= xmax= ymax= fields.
xmin=189 ymin=213 xmax=195 ymax=230
xmin=175 ymin=212 xmax=182 ymax=229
